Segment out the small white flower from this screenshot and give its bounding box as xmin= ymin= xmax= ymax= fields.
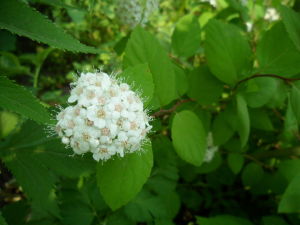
xmin=264 ymin=8 xmax=280 ymax=22
xmin=55 ymin=71 xmax=152 ymax=161
xmin=245 ymin=21 xmax=253 ymax=32
xmin=201 ymin=0 xmax=217 ymax=7
xmin=203 ymin=132 xmax=219 ymax=163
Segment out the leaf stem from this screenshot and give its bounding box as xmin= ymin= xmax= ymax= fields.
xmin=234 ymin=74 xmax=300 ymax=90
xmin=151 ymin=99 xmax=194 ymax=117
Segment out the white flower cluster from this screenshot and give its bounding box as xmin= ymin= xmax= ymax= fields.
xmin=55 ymin=72 xmax=152 ymax=161
xmin=203 ymin=132 xmax=218 ymax=163
xmin=201 ymin=0 xmax=217 ymax=7
xmin=264 ymin=8 xmax=280 ymax=22
xmin=115 ymin=0 xmax=159 ymax=28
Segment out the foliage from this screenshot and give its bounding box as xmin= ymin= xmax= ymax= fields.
xmin=1 ymin=0 xmax=300 ymax=224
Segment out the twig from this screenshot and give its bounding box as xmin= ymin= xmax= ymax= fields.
xmin=243 ymin=153 xmax=272 ymax=169
xmin=253 ymin=147 xmax=300 ymax=160
xmin=151 ymin=99 xmax=193 ymax=117
xmin=233 ymin=74 xmax=300 ymax=90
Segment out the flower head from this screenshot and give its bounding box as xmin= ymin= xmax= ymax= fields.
xmin=55 ymin=71 xmax=152 ymax=161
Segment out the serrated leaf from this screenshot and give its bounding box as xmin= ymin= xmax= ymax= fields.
xmin=0 ymin=76 xmax=51 ymax=124
xmin=6 ymin=121 xmax=95 ymax=178
xmin=0 ymin=0 xmax=98 ymax=53
xmin=3 ymin=152 xmax=59 ymax=216
xmin=257 ymin=22 xmax=300 ymax=77
xmin=205 ymin=19 xmax=252 ymax=85
xmin=119 ymin=64 xmax=154 ymax=107
xmin=124 ymin=26 xmax=177 ymax=106
xmin=171 ymin=14 xmax=201 ymax=58
xmin=187 ymin=66 xmax=223 ymax=105
xmin=1 ymin=120 xmax=96 ymax=216
xmin=278 ymin=172 xmax=300 ymax=213
xmin=236 ymin=94 xmax=250 ymax=147
xmin=280 ymin=5 xmax=300 ymax=52
xmin=97 ymin=140 xmax=153 ymax=210
xmin=0 ymin=30 xmax=16 ymax=51
xmin=171 ymin=110 xmax=206 ymax=166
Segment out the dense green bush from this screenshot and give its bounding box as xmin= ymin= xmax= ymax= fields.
xmin=1 ymin=0 xmax=300 ymax=224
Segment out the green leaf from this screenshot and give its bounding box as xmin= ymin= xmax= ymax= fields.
xmin=197 ymin=152 xmax=222 ymax=174
xmin=242 ymin=163 xmax=264 ymax=188
xmin=291 ymin=84 xmax=300 ymax=123
xmin=205 ymin=19 xmax=252 ymax=84
xmin=0 ymin=212 xmax=8 ymax=225
xmin=1 ymin=120 xmax=96 ymax=216
xmin=173 ymin=64 xmax=188 ymax=96
xmin=0 ymin=111 xmax=18 ymax=138
xmin=197 ymin=215 xmax=254 ymax=225
xmin=124 ymin=26 xmax=177 ymax=106
xmin=3 ymin=151 xmax=59 ymax=216
xmin=61 ymin=201 xmax=94 ymax=225
xmin=97 ymin=140 xmax=153 ymax=210
xmin=262 ymin=216 xmax=289 ymax=225
xmin=266 ymin=80 xmax=288 ymax=108
xmin=0 ymin=76 xmax=51 ymax=124
xmin=125 ymin=190 xmax=180 ymax=222
xmin=119 ymin=64 xmax=154 ymax=107
xmin=212 ymin=110 xmax=235 ymax=146
xmin=280 ymin=5 xmax=300 ymax=52
xmin=0 ymin=52 xmax=30 ymax=76
xmin=106 ymin=211 xmax=134 ymax=225
xmin=227 ymin=153 xmax=244 ymax=174
xmin=2 ymin=201 xmax=28 ymax=225
xmin=284 ymin=96 xmax=298 ymax=140
xmin=171 ymin=110 xmax=206 ymax=166
xmin=278 ymin=172 xmax=300 ymax=213
xmin=2 ymin=120 xmax=95 ymax=178
xmin=30 ymin=0 xmax=83 ymax=10
xmin=0 ymin=0 xmax=98 ymax=53
xmin=236 ymin=95 xmax=250 ymax=147
xmin=278 ymin=159 xmax=300 ymax=184
xmin=0 ymin=30 xmax=16 ymax=51
xmin=171 ymin=14 xmax=201 ymax=58
xmin=249 ymin=109 xmax=274 ymax=131
xmin=241 ymin=77 xmax=277 ymax=108
xmin=150 ymin=136 xmax=179 ymax=194
xmin=187 ymin=66 xmax=223 ymax=105
xmin=257 ymin=22 xmax=300 ymax=77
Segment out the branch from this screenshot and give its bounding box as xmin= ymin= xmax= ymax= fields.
xmin=253 ymin=147 xmax=300 ymax=160
xmin=234 ymin=74 xmax=300 ymax=90
xmin=151 ymin=99 xmax=193 ymax=118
